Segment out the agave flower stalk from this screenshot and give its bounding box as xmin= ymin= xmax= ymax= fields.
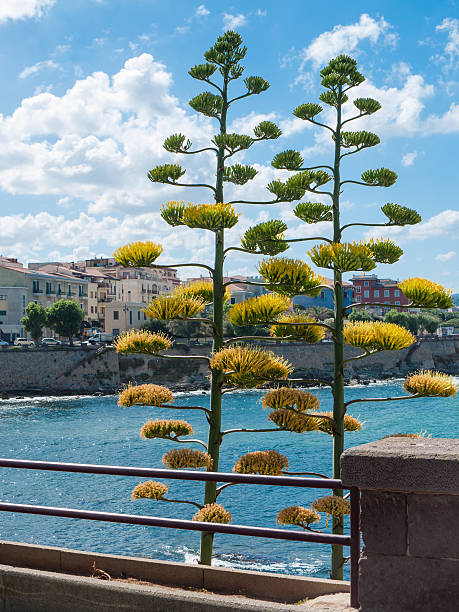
xmin=113 ymin=38 xmax=457 ymax=580
xmin=266 ymin=54 xmax=456 ymax=579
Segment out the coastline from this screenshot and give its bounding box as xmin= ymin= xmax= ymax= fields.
xmin=0 ymin=376 xmax=406 ymax=400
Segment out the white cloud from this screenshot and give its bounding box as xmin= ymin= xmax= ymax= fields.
xmin=0 ymin=0 xmax=56 ymax=22
xmin=364 ymin=210 xmax=459 ymax=241
xmin=401 ymin=151 xmax=417 ymax=166
xmin=435 ymin=251 xmax=456 ymax=262
xmin=0 ymin=54 xmax=217 ymax=212
xmin=223 ymin=12 xmax=247 ymax=31
xmin=195 ymin=5 xmax=210 ymax=17
xmin=435 ymin=18 xmax=459 ymax=66
xmin=299 ymin=14 xmax=396 ymax=70
xmin=256 ymin=9 xmax=267 ymax=17
xmin=19 ymin=60 xmax=60 ymax=79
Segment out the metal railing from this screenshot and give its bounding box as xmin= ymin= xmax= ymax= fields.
xmin=0 ymin=458 xmax=360 ymax=608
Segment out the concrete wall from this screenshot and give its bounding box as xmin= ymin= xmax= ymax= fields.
xmin=0 ymin=348 xmax=119 ymax=394
xmin=341 ymin=438 xmax=459 ymax=612
xmin=0 ymin=338 xmax=458 ymax=395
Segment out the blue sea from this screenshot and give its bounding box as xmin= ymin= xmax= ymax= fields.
xmin=0 ymin=380 xmax=457 ymax=579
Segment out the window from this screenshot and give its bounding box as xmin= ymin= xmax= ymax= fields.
xmin=356 ymin=286 xmax=361 ymax=293
xmin=364 ymin=290 xmax=370 ymax=298
xmin=364 ymin=281 xmax=369 ymax=287
xmin=137 ymin=311 xmax=140 ymax=320
xmin=129 ymin=311 xmax=133 ymax=325
xmin=0 ymin=310 xmax=6 ymax=316
xmin=0 ymin=295 xmax=6 ymax=300
xmin=384 ymin=290 xmax=390 ymax=297
xmin=395 ymin=301 xmax=400 ymax=305
xmin=113 ymin=311 xmax=119 ymax=320
xmin=374 ymin=290 xmax=380 ymax=297
xmin=32 ymin=281 xmax=40 ymax=293
xmin=394 ymin=290 xmax=400 ymax=297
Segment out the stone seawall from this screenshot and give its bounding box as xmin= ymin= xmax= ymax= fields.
xmin=0 ymin=338 xmax=457 ymax=395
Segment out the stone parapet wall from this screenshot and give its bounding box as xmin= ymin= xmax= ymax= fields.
xmin=0 ymin=338 xmax=457 ymax=395
xmin=341 ymin=438 xmax=459 ymax=612
xmin=0 ymin=348 xmax=120 ymax=394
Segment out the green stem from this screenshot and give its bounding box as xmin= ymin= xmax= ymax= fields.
xmin=331 ymin=86 xmax=344 ymax=581
xmin=199 ymin=73 xmax=228 ymax=566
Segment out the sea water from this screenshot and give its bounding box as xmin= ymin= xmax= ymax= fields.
xmin=0 ymin=381 xmax=457 ymax=579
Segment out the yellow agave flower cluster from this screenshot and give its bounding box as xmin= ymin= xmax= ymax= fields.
xmin=227 ymin=294 xmax=291 ymax=327
xmin=277 ymin=506 xmax=320 ymax=529
xmin=114 ymin=329 xmax=173 ymax=354
xmin=404 ymin=370 xmax=456 ymax=397
xmin=257 ymin=257 xmax=324 ymax=298
xmin=193 ymin=503 xmax=232 ymax=524
xmin=309 ymin=241 xmax=375 ymax=272
xmin=399 ymin=278 xmax=453 ymax=309
xmin=175 ymin=279 xmax=231 ymax=305
xmin=277 ymin=495 xmax=351 ymax=531
xmin=312 ymin=495 xmax=351 ymax=519
xmin=143 ymin=295 xmax=206 ymax=320
xmin=162 ymin=448 xmax=213 ymax=470
xmin=263 ymin=387 xmax=320 ymax=433
xmin=161 ymin=201 xmax=240 ymax=231
xmin=131 ymin=480 xmax=168 ymax=501
xmin=113 ymin=241 xmax=163 ymax=267
xmin=262 ymin=387 xmax=321 ymax=412
xmin=141 ymin=419 xmax=194 ymax=439
xmin=210 ymin=346 xmax=293 ymax=388
xmin=233 ymin=450 xmax=289 ymax=475
xmin=343 ymin=321 xmax=415 ymax=351
xmin=316 ymin=412 xmax=362 ymax=435
xmin=118 ymin=383 xmax=174 ymax=407
xmin=269 ymin=409 xmax=319 ymax=433
xmin=270 ymin=313 xmax=325 ymax=343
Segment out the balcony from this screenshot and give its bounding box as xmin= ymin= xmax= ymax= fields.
xmin=32 ymin=288 xmax=43 ymax=294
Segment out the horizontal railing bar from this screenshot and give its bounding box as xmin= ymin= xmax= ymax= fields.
xmin=0 ymin=503 xmax=351 ymax=546
xmin=0 ymin=459 xmax=345 ymax=489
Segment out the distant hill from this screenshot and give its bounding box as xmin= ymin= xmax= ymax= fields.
xmin=452 ymin=294 xmax=459 ymax=307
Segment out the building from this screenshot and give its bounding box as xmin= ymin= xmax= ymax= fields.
xmin=293 ymin=279 xmax=355 ymax=311
xmin=0 ymin=257 xmax=90 ymax=341
xmin=104 ymin=301 xmax=148 ymax=335
xmin=183 ymin=275 xmax=269 ymax=305
xmin=350 ymin=273 xmax=409 ymax=314
xmin=27 ymin=257 xmax=180 ymax=334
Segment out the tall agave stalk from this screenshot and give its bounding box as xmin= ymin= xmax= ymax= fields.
xmin=113 ymin=41 xmax=456 ymax=577
xmin=263 ymin=54 xmax=456 ymax=578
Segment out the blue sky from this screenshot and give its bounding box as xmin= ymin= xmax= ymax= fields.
xmin=0 ymin=0 xmax=458 ymax=289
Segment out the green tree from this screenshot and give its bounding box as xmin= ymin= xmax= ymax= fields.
xmin=384 ymin=310 xmax=419 ymax=335
xmin=46 ymin=300 xmax=84 ymax=345
xmin=348 ymin=308 xmax=372 ymax=322
xmin=20 ymin=302 xmax=47 ymax=346
xmin=112 ymin=42 xmax=456 ymax=580
xmin=417 ymin=313 xmax=440 ymax=334
xmin=440 ymin=317 xmax=459 ymax=328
